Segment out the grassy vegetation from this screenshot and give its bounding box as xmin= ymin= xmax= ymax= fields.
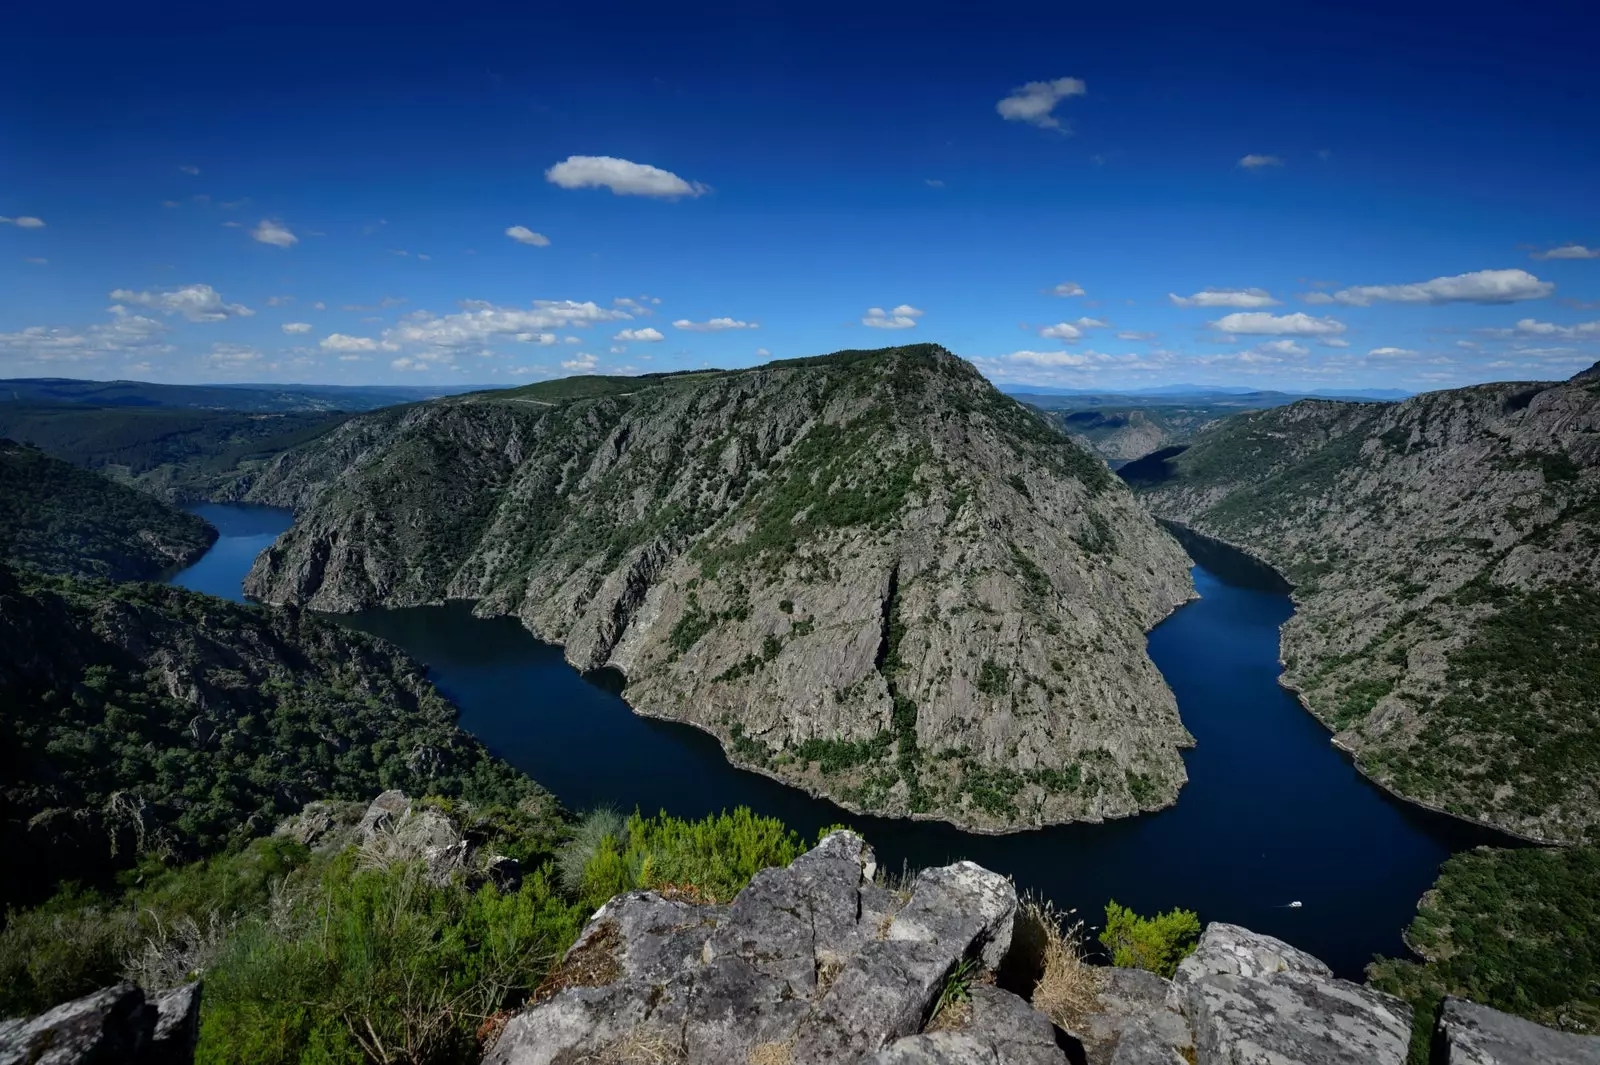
xmin=1369 ymin=845 xmax=1600 ymax=1061
xmin=0 ymin=804 xmax=810 ymax=1064
xmin=0 ymin=440 xmax=216 ymax=580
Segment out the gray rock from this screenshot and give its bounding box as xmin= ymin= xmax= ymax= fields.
xmin=357 ymin=789 xmax=412 ymax=838
xmin=1076 ymin=968 xmax=1193 ymax=1065
xmin=870 ymin=986 xmax=1072 ymax=1065
xmin=1438 ymin=996 xmax=1600 ymax=1065
xmin=0 ymin=982 xmax=201 ymax=1065
xmin=486 ymin=831 xmax=1029 ymax=1065
xmin=1172 ymin=924 xmax=1411 ymax=1065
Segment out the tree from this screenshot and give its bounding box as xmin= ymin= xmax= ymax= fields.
xmin=1099 ymin=900 xmax=1201 ymax=977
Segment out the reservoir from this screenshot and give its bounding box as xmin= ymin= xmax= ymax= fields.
xmin=170 ymin=503 xmax=1510 ymax=979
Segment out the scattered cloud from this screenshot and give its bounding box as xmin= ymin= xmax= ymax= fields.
xmin=0 ymin=216 xmax=45 ymax=228
xmin=1491 ymin=318 xmax=1600 ymax=340
xmin=673 ymin=317 xmax=757 ymax=332
xmin=312 ymin=301 xmax=327 ymax=311
xmin=1368 ymin=347 xmax=1420 ymax=358
xmin=23 ymin=257 xmax=46 ymax=265
xmin=1051 ymin=281 xmax=1086 ymax=297
xmin=1210 ymin=311 xmax=1347 ymax=337
xmin=924 ymin=179 xmax=945 ymax=188
xmin=1039 ymin=317 xmax=1109 ymax=340
xmin=1254 ymin=340 xmax=1309 ymax=357
xmin=281 ymin=322 xmax=313 ymax=334
xmin=545 ymin=155 xmax=707 ymax=198
xmin=205 ymin=342 xmax=261 ymax=367
xmin=506 ymin=225 xmax=551 ymax=246
xmin=756 ymin=348 xmax=771 ymax=357
xmin=387 ymin=299 xmax=631 ymax=351
xmin=996 ymin=77 xmax=1086 ymax=132
xmin=1169 ymin=287 xmax=1280 ymax=309
xmin=1239 ymin=154 xmax=1284 ymax=169
xmin=265 ymin=295 xmax=294 ymax=307
xmin=250 ymin=219 xmax=298 ymax=248
xmin=1531 ymin=244 xmax=1600 ymax=261
xmin=562 ymin=352 xmax=599 ymax=371
xmin=614 ymin=327 xmax=665 ymax=342
xmin=1117 ymin=330 xmax=1157 ymax=341
xmin=178 ymin=165 xmax=200 ymax=176
xmin=320 ymin=333 xmax=397 ymax=353
xmin=1304 ymin=269 xmax=1554 ymax=306
xmin=109 ymin=283 xmax=254 ymax=322
xmin=0 ymin=307 xmax=171 ymax=363
xmin=862 ymin=305 xmax=924 ymax=330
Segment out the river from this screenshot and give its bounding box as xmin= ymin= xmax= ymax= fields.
xmin=169 ymin=502 xmax=1509 ymax=979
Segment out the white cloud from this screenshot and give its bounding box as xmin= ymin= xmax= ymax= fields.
xmin=178 ymin=165 xmax=200 ymax=175
xmin=1117 ymin=330 xmax=1157 ymax=341
xmin=614 ymin=327 xmax=664 ymax=342
xmin=1368 ymin=347 xmax=1420 ymax=358
xmin=205 ymin=342 xmax=261 ymax=367
xmin=1051 ymin=281 xmax=1086 ymax=297
xmin=514 ymin=332 xmax=558 ymax=345
xmin=0 ymin=216 xmax=45 ymax=228
xmin=545 ymin=156 xmax=707 ymax=198
xmin=506 ymin=225 xmax=551 ymax=246
xmin=1210 ymin=311 xmax=1347 ymax=337
xmin=1039 ymin=317 xmax=1109 ymax=340
xmin=862 ymin=305 xmax=924 ymax=329
xmin=1531 ymin=244 xmax=1600 ymax=261
xmin=1321 ymin=338 xmax=1350 ymax=348
xmin=1239 ymin=155 xmax=1284 ymax=169
xmin=996 ymin=77 xmax=1086 ymax=131
xmin=391 ymin=356 xmax=426 ymax=372
xmin=673 ymin=317 xmax=757 ymax=332
xmin=0 ymin=307 xmax=172 ymax=363
xmin=925 ymin=179 xmax=945 ymax=188
xmin=1309 ymin=269 xmax=1554 ymax=306
xmin=320 ymin=333 xmax=397 ymax=353
xmin=609 ymin=345 xmax=626 ymax=354
xmin=251 ymin=219 xmax=298 ymax=248
xmin=266 ymin=295 xmax=294 ymax=307
xmin=997 ymin=349 xmax=1093 ymax=367
xmin=1502 ymin=318 xmax=1600 ymax=340
xmin=1255 ymin=339 xmax=1309 ymax=357
xmin=281 ymin=322 xmax=313 ymax=334
xmin=388 ymin=300 xmax=631 ymax=350
xmin=562 ymin=352 xmax=599 ymax=371
xmin=109 ymin=283 xmax=254 ymax=322
xmin=312 ymin=301 xmax=327 ymax=310
xmin=756 ymin=347 xmax=771 ymax=357
xmin=1169 ymin=287 xmax=1280 ymax=309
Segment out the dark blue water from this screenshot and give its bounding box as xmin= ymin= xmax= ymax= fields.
xmin=171 ymin=504 xmax=1509 ymax=979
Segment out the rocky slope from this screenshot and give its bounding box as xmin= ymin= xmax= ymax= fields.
xmin=0 ymin=440 xmax=216 ymax=580
xmin=1131 ymin=364 xmax=1600 ymax=842
xmin=240 ymin=345 xmax=1195 ymax=832
xmin=0 ymin=564 xmax=549 ymax=911
xmin=1044 ymin=405 xmax=1232 ymax=464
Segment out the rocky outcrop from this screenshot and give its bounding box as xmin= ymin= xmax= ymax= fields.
xmin=1133 ymin=366 xmax=1600 ymax=841
xmin=1437 ymin=996 xmax=1600 ymax=1064
xmin=0 ymin=981 xmax=200 ymax=1065
xmin=241 ymin=345 xmax=1197 ymax=832
xmin=485 ymin=834 xmax=1587 ymax=1065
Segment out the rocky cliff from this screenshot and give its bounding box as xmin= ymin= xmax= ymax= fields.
xmin=241 ymin=345 xmax=1196 ymax=831
xmin=1131 ymin=365 xmax=1600 ymax=842
xmin=0 ymin=440 xmax=216 ymax=581
xmin=486 ymin=829 xmax=1595 ymax=1065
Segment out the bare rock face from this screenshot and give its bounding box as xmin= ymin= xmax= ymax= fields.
xmin=1134 ymin=367 xmax=1600 ymax=841
xmin=0 ymin=981 xmax=200 ymax=1065
xmin=484 ymin=830 xmax=1066 ymax=1065
xmin=242 ymin=346 xmax=1196 ymax=832
xmin=1437 ymin=997 xmax=1600 ymax=1065
xmin=1169 ymin=924 xmax=1412 ymax=1065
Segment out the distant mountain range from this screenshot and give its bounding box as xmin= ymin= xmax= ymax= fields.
xmin=1002 ymin=384 xmax=1413 ymax=402
xmin=0 ymin=377 xmax=488 ymax=413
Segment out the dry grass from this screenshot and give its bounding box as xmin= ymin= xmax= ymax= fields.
xmin=815 ymin=955 xmax=845 ymax=995
xmin=746 ymin=1039 xmax=794 ymax=1065
xmin=1019 ymin=895 xmax=1098 ymax=1033
xmin=533 ymin=919 xmax=623 ymax=1003
xmin=581 ymin=1030 xmax=684 ymax=1065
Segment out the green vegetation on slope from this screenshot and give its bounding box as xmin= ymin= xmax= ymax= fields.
xmin=0 ymin=440 xmax=216 ymax=580
xmin=0 ymin=564 xmax=540 ymax=912
xmin=1370 ymin=845 xmax=1600 ymax=1060
xmin=0 ymin=402 xmax=348 ymax=500
xmin=1099 ymin=900 xmax=1201 ymax=978
xmin=0 ymin=804 xmax=813 ymax=1065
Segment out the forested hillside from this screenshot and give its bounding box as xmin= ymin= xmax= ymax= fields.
xmin=0 ymin=440 xmax=216 ymax=580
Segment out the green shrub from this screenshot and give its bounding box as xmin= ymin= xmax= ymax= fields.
xmin=1099 ymin=901 xmax=1201 ymax=977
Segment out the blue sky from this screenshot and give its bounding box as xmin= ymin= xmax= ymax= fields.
xmin=3 ymin=2 xmax=1598 ymax=391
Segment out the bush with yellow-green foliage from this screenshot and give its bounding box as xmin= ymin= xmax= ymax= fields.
xmin=1099 ymin=900 xmax=1201 ymax=978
